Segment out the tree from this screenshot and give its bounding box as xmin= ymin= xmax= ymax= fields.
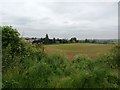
xmin=53 ymin=37 xmax=56 ymax=44
xmin=1 ymin=26 xmax=24 ymax=55
xmin=2 ymin=26 xmax=20 ymax=48
xmin=85 ymin=39 xmax=90 ymax=43
xmin=92 ymin=39 xmax=96 ymax=43
xmin=2 ymin=26 xmax=23 ymax=68
xmin=44 ymin=34 xmax=49 ymax=44
xmin=70 ymin=37 xmax=77 ymax=43
xmin=62 ymin=39 xmax=68 ymax=44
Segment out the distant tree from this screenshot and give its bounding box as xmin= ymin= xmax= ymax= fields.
xmin=46 ymin=34 xmax=49 ymax=39
xmin=70 ymin=37 xmax=77 ymax=43
xmin=85 ymin=39 xmax=90 ymax=43
xmin=92 ymin=39 xmax=97 ymax=43
xmin=62 ymin=39 xmax=68 ymax=43
xmin=53 ymin=37 xmax=56 ymax=43
xmin=44 ymin=34 xmax=49 ymax=44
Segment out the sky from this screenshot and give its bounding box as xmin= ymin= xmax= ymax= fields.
xmin=0 ymin=0 xmax=119 ymax=39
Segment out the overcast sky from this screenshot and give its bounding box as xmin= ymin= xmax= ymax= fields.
xmin=0 ymin=0 xmax=119 ymax=39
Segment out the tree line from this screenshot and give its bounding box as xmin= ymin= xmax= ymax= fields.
xmin=25 ymin=34 xmax=115 ymax=45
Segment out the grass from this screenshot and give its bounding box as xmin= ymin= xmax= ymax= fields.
xmin=45 ymin=43 xmax=114 ymax=60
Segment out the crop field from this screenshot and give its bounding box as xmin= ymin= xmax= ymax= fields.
xmin=45 ymin=43 xmax=114 ymax=60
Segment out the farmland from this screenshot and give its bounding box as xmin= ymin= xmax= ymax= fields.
xmin=45 ymin=43 xmax=114 ymax=59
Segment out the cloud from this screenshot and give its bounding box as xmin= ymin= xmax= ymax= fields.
xmin=0 ymin=0 xmax=118 ymax=39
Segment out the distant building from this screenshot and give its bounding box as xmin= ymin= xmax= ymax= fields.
xmin=24 ymin=37 xmax=35 ymax=43
xmin=56 ymin=41 xmax=60 ymax=44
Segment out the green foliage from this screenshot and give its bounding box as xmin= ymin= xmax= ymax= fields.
xmin=72 ymin=55 xmax=93 ymax=70
xmin=2 ymin=26 xmax=20 ymax=47
xmin=2 ymin=26 xmax=23 ymax=69
xmin=21 ymin=62 xmax=52 ymax=88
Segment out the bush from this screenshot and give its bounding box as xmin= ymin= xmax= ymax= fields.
xmin=20 ymin=62 xmax=53 ymax=88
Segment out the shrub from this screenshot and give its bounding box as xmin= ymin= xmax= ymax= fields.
xmin=21 ymin=62 xmax=53 ymax=88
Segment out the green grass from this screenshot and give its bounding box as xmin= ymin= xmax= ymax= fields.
xmin=45 ymin=43 xmax=114 ymax=59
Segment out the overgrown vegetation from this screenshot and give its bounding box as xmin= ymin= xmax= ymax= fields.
xmin=1 ymin=26 xmax=120 ymax=88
